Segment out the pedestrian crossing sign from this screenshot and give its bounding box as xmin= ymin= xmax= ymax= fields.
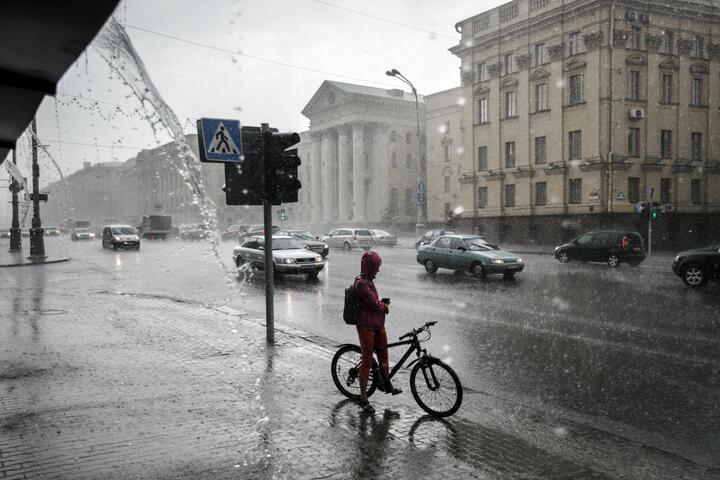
xmin=197 ymin=118 xmax=243 ymax=162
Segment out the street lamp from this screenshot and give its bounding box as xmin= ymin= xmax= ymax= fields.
xmin=386 ymin=68 xmax=425 ymax=239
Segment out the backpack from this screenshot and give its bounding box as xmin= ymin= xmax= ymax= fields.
xmin=343 ymin=276 xmax=363 ymax=325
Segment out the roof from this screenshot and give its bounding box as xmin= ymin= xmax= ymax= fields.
xmin=302 ymin=80 xmax=424 ymax=118
xmin=326 ymin=81 xmax=424 ymax=104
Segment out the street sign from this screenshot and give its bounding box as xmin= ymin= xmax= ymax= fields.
xmin=196 ymin=118 xmax=243 ymax=163
xmin=417 ymin=181 xmax=427 ymax=204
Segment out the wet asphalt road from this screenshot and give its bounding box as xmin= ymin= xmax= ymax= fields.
xmin=46 ymin=236 xmax=720 ymax=467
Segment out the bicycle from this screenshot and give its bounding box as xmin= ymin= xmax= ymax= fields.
xmin=331 ymin=321 xmax=463 ymax=417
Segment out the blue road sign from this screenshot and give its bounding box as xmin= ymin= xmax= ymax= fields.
xmin=197 ymin=118 xmax=243 ymax=163
xmin=417 ymin=181 xmax=427 ymax=204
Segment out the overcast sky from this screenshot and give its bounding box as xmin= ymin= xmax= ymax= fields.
xmin=2 ymin=0 xmax=508 ymax=220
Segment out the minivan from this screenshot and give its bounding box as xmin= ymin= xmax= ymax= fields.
xmin=555 ymin=231 xmax=645 ymax=267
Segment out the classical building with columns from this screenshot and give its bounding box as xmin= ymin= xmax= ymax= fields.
xmin=294 ymin=81 xmax=426 ymax=227
xmin=447 ymin=0 xmax=720 ymax=247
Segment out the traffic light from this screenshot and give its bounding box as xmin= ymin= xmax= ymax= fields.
xmin=280 ymin=208 xmax=288 ymax=221
xmin=265 ymin=131 xmax=301 ymax=204
xmin=224 ymin=126 xmax=265 ymax=205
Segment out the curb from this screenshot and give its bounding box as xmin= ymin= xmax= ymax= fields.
xmin=0 ymin=256 xmax=71 ymax=268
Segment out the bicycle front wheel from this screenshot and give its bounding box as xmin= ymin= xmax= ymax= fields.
xmin=410 ymin=358 xmax=463 ymax=417
xmin=331 ymin=344 xmax=378 ymax=400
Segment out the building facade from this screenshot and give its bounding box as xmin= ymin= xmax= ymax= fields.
xmin=449 ymin=0 xmax=720 ymax=246
xmin=44 ymin=135 xmax=263 ymax=230
xmin=296 ymin=81 xmax=426 ymax=228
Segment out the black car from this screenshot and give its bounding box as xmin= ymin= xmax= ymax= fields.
xmin=672 ymin=245 xmax=720 ymax=288
xmin=277 ymin=230 xmax=329 ymax=257
xmin=555 ymin=231 xmax=645 ymax=267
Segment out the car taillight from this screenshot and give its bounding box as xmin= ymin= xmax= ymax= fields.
xmin=622 ymin=236 xmax=629 ymax=250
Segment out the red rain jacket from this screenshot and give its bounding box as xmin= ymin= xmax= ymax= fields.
xmin=355 ymin=251 xmax=388 ymax=331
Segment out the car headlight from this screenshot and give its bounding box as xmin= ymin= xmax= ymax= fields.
xmin=89 ymin=233 xmax=95 ymax=238
xmin=283 ymin=258 xmax=296 ymax=264
xmin=315 ymin=256 xmax=323 ymax=262
xmin=516 ymin=258 xmax=523 ymax=263
xmin=492 ymin=259 xmax=505 ymax=264
xmin=674 ymin=255 xmax=681 ymax=263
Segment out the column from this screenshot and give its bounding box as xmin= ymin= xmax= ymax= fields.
xmin=337 ymin=126 xmax=352 ymax=222
xmin=372 ymin=124 xmax=390 ymax=222
xmin=310 ymin=133 xmax=322 ymax=222
xmin=352 ymin=123 xmax=366 ymax=222
xmin=321 ymin=130 xmax=337 ymax=222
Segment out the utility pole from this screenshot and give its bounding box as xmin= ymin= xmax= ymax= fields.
xmin=29 ymin=118 xmax=46 ymax=260
xmin=261 ymin=122 xmax=275 ymax=345
xmin=9 ymin=149 xmax=22 ymax=251
xmin=647 ymin=188 xmax=654 ymax=257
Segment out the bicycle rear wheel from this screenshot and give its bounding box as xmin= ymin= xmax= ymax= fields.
xmin=410 ymin=358 xmax=463 ymax=417
xmin=331 ymin=344 xmax=378 ymax=400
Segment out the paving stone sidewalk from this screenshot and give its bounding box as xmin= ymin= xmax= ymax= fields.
xmin=1 ymin=265 xmax=717 ymax=479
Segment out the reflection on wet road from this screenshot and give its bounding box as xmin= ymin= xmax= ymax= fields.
xmin=50 ymin=237 xmax=720 ymax=466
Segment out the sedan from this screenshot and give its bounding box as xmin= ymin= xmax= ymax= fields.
xmin=672 ymin=244 xmax=720 ymax=288
xmin=232 ymin=235 xmax=324 ymax=278
xmin=417 ymin=235 xmax=524 ymax=278
xmin=277 ymin=230 xmax=329 ymax=257
xmin=371 ymin=229 xmax=397 ymax=247
xmin=71 ymin=228 xmax=95 ymax=241
xmin=45 ymin=226 xmax=60 ymax=236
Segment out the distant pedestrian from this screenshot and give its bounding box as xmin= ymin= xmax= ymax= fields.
xmin=354 ymin=250 xmax=401 ymax=413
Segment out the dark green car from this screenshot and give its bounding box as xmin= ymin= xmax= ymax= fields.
xmin=416 ymin=235 xmax=524 ymax=278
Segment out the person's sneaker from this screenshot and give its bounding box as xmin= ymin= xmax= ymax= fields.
xmin=358 ymin=399 xmax=375 ymax=414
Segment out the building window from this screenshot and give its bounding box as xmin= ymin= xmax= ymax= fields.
xmin=479 ymin=98 xmax=489 ymax=123
xmin=444 ymin=176 xmax=450 ymax=193
xmin=530 ymin=0 xmax=550 ymax=11
xmin=628 ymin=177 xmax=640 ymax=203
xmin=569 ymin=32 xmax=580 ymax=55
xmin=405 ymin=153 xmax=411 ymax=169
xmin=628 ymin=127 xmax=640 ymax=157
xmin=535 ymin=43 xmax=545 ymax=65
xmin=691 ymin=132 xmax=702 ymax=160
xmin=661 ymin=74 xmax=673 ymax=103
xmin=660 ymin=178 xmax=672 ymax=203
xmin=661 ymin=130 xmax=673 ymax=159
xmin=691 ymin=179 xmax=702 ymax=204
xmin=695 ymin=35 xmax=705 ymax=58
xmin=391 ymin=152 xmax=397 ymax=167
xmin=406 ymin=132 xmax=412 ymax=144
xmin=569 ymin=130 xmax=582 ymax=159
xmin=569 ymin=74 xmax=583 ymax=104
xmin=390 ymin=131 xmax=397 ymax=142
xmin=535 ymin=181 xmax=547 ymax=206
xmin=628 ymin=70 xmax=641 ymax=100
xmin=472 ymin=14 xmax=490 ymax=34
xmin=505 ymin=141 xmax=516 ymax=168
xmin=663 ymin=31 xmax=674 ymax=54
xmin=499 ymin=2 xmax=519 ymax=22
xmin=478 ymin=62 xmax=488 ymax=82
xmin=534 ymin=136 xmax=547 ymax=164
xmin=405 ymin=188 xmax=414 ymax=215
xmin=478 ymin=187 xmax=488 ymax=208
xmin=535 ymin=82 xmax=547 ymax=111
xmin=569 ymin=178 xmax=582 ymax=204
xmin=630 ymin=26 xmax=641 ymax=49
xmin=503 ymin=53 xmax=515 ymax=75
xmin=692 ymin=77 xmax=704 ymax=106
xmin=504 ymin=90 xmax=517 ymax=117
xmin=389 ymin=188 xmax=399 ymax=215
xmin=478 ymin=146 xmax=488 ymax=170
xmin=443 ymin=143 xmax=450 ymax=162
xmin=505 ymin=184 xmax=516 ymax=207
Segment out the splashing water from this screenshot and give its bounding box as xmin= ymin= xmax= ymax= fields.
xmin=93 ymin=17 xmax=237 ymax=288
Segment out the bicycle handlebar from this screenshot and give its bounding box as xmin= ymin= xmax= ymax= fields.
xmin=399 ymin=321 xmax=438 ymax=341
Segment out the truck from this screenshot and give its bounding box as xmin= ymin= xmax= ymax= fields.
xmin=139 ymin=215 xmax=172 ymax=239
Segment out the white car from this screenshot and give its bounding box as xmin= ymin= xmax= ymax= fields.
xmin=232 ymin=235 xmax=324 ymax=278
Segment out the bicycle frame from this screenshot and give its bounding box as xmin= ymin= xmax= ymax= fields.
xmin=374 ymin=335 xmax=427 ymax=382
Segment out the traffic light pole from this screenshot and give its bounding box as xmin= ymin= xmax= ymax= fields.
xmin=29 ymin=118 xmax=46 ymax=260
xmin=9 ymin=149 xmax=22 ymax=252
xmin=261 ymin=123 xmax=275 ymax=345
xmin=647 ymin=213 xmax=652 ymax=257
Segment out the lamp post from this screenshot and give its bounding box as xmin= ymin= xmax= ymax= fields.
xmin=386 ymin=68 xmax=425 ymax=239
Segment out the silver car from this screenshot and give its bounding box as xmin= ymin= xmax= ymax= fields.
xmin=320 ymin=228 xmax=375 ymax=251
xmin=370 ymin=229 xmax=397 ymax=247
xmin=232 ymin=235 xmax=324 ymax=278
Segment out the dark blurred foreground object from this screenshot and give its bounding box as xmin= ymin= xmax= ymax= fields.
xmin=672 ymin=245 xmax=720 ymax=288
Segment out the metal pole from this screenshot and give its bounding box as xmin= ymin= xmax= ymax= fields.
xmin=9 ymin=149 xmax=22 ymax=251
xmin=29 ymin=118 xmax=46 ymax=259
xmin=261 ymin=122 xmax=275 ymax=345
xmin=412 ymin=85 xmax=424 ymax=240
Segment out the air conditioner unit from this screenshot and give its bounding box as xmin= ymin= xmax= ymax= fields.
xmin=625 ymin=11 xmax=637 ymax=22
xmin=639 ymin=12 xmax=650 ymax=24
xmin=629 ymin=108 xmax=645 ymax=119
